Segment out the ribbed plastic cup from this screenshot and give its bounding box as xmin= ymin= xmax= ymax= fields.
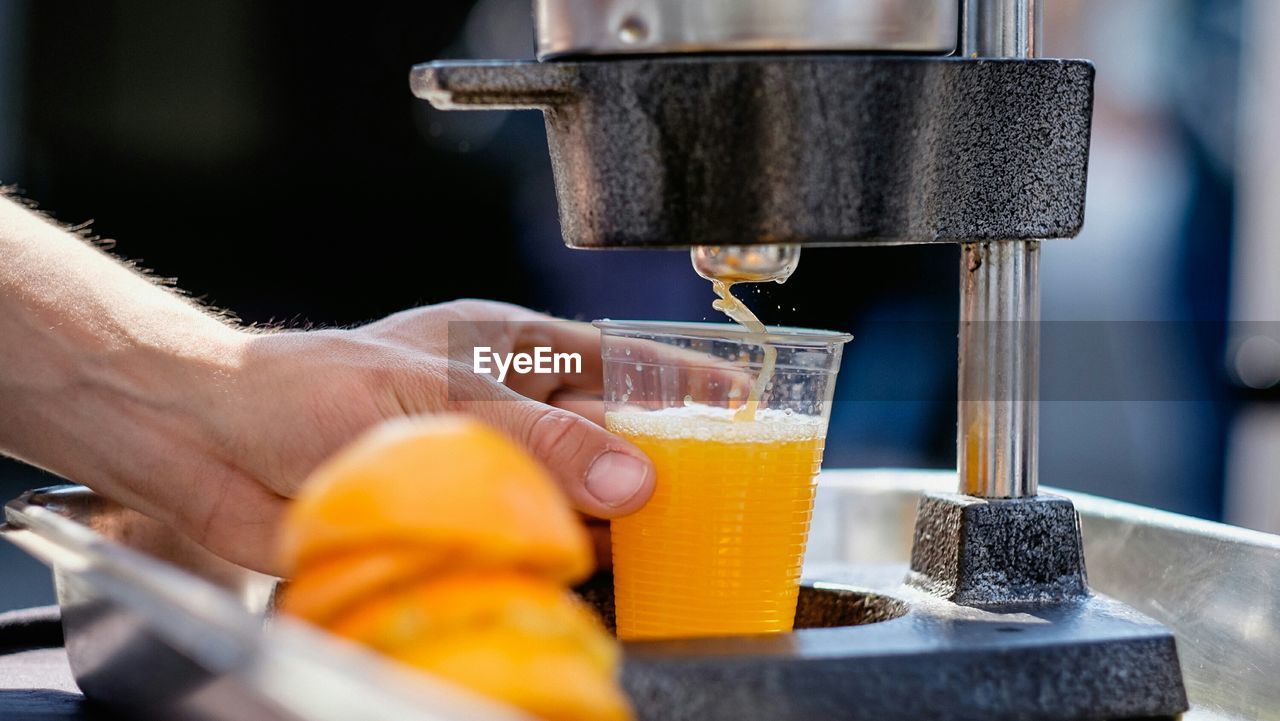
xmin=595 ymin=321 xmax=850 ymax=640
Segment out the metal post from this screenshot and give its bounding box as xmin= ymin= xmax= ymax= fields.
xmin=957 ymin=0 xmax=1042 ymax=499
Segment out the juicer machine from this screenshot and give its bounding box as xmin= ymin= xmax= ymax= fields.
xmin=411 ymin=1 xmax=1188 ymax=719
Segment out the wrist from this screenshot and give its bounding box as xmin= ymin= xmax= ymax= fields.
xmin=83 ymin=312 xmax=250 ymax=413
xmin=0 ymin=302 xmax=250 ymax=485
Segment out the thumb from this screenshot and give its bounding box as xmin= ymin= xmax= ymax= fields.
xmin=453 ymin=376 xmax=655 ymax=518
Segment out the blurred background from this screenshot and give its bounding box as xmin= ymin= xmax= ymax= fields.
xmin=0 ymin=0 xmax=1277 ymax=610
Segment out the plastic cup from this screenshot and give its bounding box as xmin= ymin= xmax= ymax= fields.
xmin=594 ymin=320 xmax=851 ymax=640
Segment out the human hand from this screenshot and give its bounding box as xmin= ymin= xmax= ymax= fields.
xmin=214 ymin=300 xmax=660 ymax=572
xmin=0 ymin=200 xmax=652 ymax=574
xmin=6 ymin=297 xmax=652 ymax=574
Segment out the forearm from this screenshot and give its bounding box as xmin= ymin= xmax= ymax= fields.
xmin=0 ymin=195 xmax=245 ymax=491
xmin=0 ymin=195 xmax=651 ymax=571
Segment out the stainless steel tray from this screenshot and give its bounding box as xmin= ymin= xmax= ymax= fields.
xmin=807 ymin=471 xmax=1280 ymax=721
xmin=2 ymin=485 xmax=530 ymax=721
xmin=4 ymin=470 xmax=1279 ymax=720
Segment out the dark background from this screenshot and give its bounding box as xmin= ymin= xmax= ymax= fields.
xmin=0 ymin=0 xmax=1267 ymax=610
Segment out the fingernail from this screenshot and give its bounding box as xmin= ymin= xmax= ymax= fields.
xmin=585 ymin=452 xmax=649 ymax=508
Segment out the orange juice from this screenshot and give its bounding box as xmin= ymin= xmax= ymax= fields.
xmin=709 ymin=278 xmax=775 ymax=421
xmin=607 ymin=405 xmax=826 ymax=640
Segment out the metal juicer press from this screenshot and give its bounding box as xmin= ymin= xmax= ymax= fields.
xmin=413 ymin=1 xmax=1188 ymax=720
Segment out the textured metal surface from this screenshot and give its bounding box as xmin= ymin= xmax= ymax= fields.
xmin=8 ymin=477 xmax=1264 ymax=720
xmin=809 ymin=470 xmax=1280 ymax=721
xmin=908 ymin=492 xmax=1088 ymax=605
xmin=622 ymin=569 xmax=1184 ymax=721
xmin=411 ymin=56 xmax=1095 ymax=247
xmin=578 ymin=561 xmax=1183 ymax=721
xmin=534 ymin=0 xmax=958 ymax=59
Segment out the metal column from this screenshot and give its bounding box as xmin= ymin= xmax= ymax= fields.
xmin=957 ymin=0 xmax=1042 ymax=499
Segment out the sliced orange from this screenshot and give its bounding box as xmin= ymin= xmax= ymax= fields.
xmin=278 ymin=547 xmax=446 ymax=625
xmin=277 ymin=415 xmax=629 ymax=721
xmin=277 ymin=416 xmax=592 ymax=584
xmin=330 ymin=573 xmax=631 ymax=721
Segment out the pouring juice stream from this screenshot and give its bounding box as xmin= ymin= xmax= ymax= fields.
xmin=709 ymin=279 xmax=775 ymax=421
xmin=694 ymin=245 xmax=800 ymax=420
